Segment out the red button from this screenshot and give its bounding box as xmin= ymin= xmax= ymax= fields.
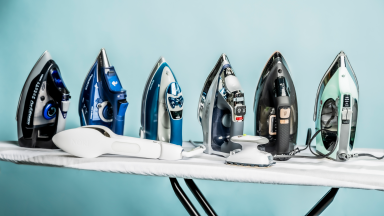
xmin=236 ymin=116 xmax=243 ymax=121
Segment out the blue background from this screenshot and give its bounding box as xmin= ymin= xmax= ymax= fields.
xmin=0 ymin=0 xmax=383 ymax=215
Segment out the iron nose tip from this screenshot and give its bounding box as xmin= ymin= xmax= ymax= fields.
xmin=43 ymin=50 xmax=51 ymax=56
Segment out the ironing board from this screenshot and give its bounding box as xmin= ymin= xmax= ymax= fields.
xmin=1 ymin=140 xmax=383 ymax=215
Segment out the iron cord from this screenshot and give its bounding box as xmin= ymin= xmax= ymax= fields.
xmin=357 ymin=153 xmax=384 ymax=160
xmin=189 ymin=140 xmax=203 ymax=147
xmin=191 ymin=135 xmax=384 ymax=161
xmin=283 ymin=129 xmax=338 ymax=158
xmin=323 ymin=103 xmax=337 ymax=129
xmin=275 ymin=129 xmax=384 ymax=161
xmin=307 ymin=130 xmax=339 ymax=159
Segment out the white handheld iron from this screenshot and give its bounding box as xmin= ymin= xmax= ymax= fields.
xmin=226 ymin=135 xmax=275 ymax=167
xmin=52 ymin=125 xmax=205 ymax=160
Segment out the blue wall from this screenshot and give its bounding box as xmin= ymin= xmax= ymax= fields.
xmin=0 ymin=0 xmax=383 ymax=215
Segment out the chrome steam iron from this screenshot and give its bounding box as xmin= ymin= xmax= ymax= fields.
xmin=140 ymin=57 xmax=184 ymax=146
xmin=253 ymin=51 xmax=298 ymax=160
xmin=197 ymin=54 xmax=246 ymax=156
xmin=79 ymin=48 xmax=128 ymax=135
xmin=313 ymin=51 xmax=359 ymax=161
xmin=16 ymin=51 xmax=71 ymax=149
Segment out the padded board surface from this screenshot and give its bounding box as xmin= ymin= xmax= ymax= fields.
xmin=0 ymin=141 xmax=383 ymax=191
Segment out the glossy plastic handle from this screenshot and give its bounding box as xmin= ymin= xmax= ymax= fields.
xmin=276 ymin=105 xmax=290 ymax=154
xmin=113 ymin=102 xmax=128 ymax=135
xmin=170 ymin=118 xmax=183 ymax=146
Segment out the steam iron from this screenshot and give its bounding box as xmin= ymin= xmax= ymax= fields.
xmin=140 ymin=57 xmax=184 ymax=146
xmin=226 ymin=135 xmax=274 ymax=167
xmin=79 ymin=48 xmax=128 ymax=135
xmin=313 ymin=51 xmax=359 ymax=161
xmin=16 ymin=51 xmax=71 ymax=149
xmin=253 ymin=51 xmax=298 ymax=160
xmin=197 ymin=54 xmax=246 ymax=156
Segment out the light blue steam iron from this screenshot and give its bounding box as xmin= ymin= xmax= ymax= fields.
xmin=140 ymin=57 xmax=184 ymax=146
xmin=79 ymin=48 xmax=128 ymax=135
xmin=313 ymin=51 xmax=359 ymax=161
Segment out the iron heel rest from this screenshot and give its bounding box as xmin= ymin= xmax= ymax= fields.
xmin=197 ymin=54 xmax=246 ymax=156
xmin=226 ymin=135 xmax=275 ymax=167
xmin=313 ymin=51 xmax=358 ymax=161
xmin=79 ymin=48 xmax=128 ymax=135
xmin=140 ymin=57 xmax=183 ymax=145
xmin=16 ymin=51 xmax=71 ymax=149
xmin=253 ymin=51 xmax=298 ymax=158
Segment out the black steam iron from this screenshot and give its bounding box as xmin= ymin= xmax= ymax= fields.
xmin=16 ymin=51 xmax=71 ymax=149
xmin=253 ymin=51 xmax=298 ymax=160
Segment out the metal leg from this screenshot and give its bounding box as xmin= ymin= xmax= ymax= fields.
xmin=184 ymin=179 xmax=218 ymax=216
xmin=169 ymin=178 xmax=200 ymax=216
xmin=306 ymin=188 xmax=339 ymax=216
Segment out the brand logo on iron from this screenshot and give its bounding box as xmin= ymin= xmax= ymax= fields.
xmin=26 ymin=100 xmax=34 ymax=125
xmin=26 ymin=74 xmax=43 ymax=125
xmin=112 ymin=81 xmax=118 ymax=86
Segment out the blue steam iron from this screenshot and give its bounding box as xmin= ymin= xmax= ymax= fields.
xmin=16 ymin=50 xmax=71 ymax=149
xmin=79 ymin=48 xmax=128 ymax=135
xmin=140 ymin=57 xmax=184 ymax=146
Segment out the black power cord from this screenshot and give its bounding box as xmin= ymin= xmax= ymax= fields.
xmin=307 ymin=129 xmax=339 ymax=159
xmin=276 ymin=128 xmax=384 ymax=161
xmin=357 ymin=153 xmax=384 ymax=160
xmin=285 ymin=128 xmax=338 ymax=159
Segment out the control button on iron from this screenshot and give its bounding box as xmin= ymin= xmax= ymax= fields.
xmin=280 ymin=107 xmax=290 ymax=118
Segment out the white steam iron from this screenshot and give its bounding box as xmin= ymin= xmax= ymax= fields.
xmin=226 ymin=135 xmax=275 ymax=167
xmin=52 ymin=125 xmax=205 ymax=160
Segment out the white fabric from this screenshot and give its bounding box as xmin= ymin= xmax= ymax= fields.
xmin=0 ymin=141 xmax=384 ymax=191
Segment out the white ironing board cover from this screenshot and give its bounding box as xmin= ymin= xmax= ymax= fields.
xmin=0 ymin=141 xmax=383 ymax=191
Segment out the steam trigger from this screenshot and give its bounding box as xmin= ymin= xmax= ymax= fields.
xmin=118 ymin=102 xmax=128 ymax=117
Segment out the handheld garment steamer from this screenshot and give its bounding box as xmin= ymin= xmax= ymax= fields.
xmin=140 ymin=57 xmax=183 ymax=146
xmin=253 ymin=51 xmax=298 ymax=160
xmin=79 ymin=48 xmax=128 ymax=135
xmin=16 ymin=51 xmax=71 ymax=149
xmin=53 ymin=125 xmax=205 ymax=159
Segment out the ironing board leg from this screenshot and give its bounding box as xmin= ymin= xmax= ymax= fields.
xmin=169 ymin=178 xmax=200 ymax=216
xmin=305 ymin=188 xmax=339 ymax=216
xmin=184 ymin=179 xmax=218 ymax=216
